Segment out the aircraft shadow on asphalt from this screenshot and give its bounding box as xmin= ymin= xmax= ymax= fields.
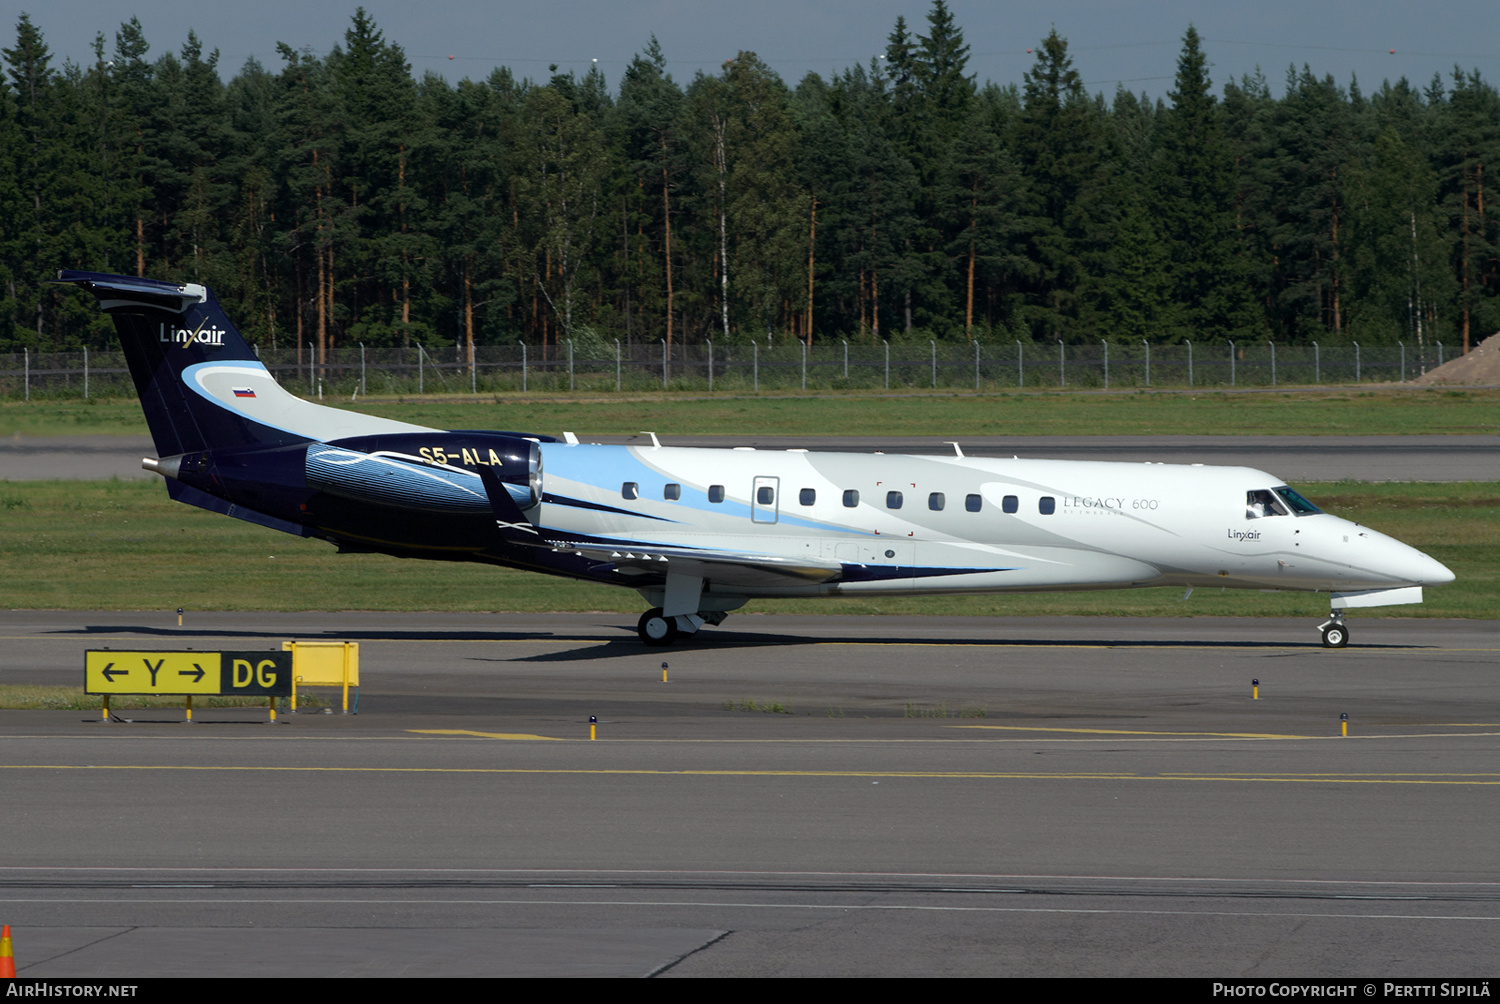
xmin=485 ymin=627 xmax=1427 ymax=664
xmin=64 ymin=621 xmax=1429 ymax=661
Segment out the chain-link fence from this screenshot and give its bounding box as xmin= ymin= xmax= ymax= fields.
xmin=0 ymin=339 xmax=1456 ymax=400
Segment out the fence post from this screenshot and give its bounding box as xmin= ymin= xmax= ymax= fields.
xmin=360 ymin=342 xmax=367 ymax=396
xmin=1144 ymin=339 xmax=1150 ymax=387
xmin=1313 ymin=341 xmax=1319 ymax=383
xmin=754 ymin=341 xmax=759 ymax=392
xmin=843 ymin=339 xmax=849 ymax=380
xmin=517 ymin=341 xmax=525 ymax=392
xmin=83 ymin=346 xmax=88 ymax=399
xmin=1058 ymin=339 xmax=1065 ymax=387
xmin=1186 ymin=339 xmax=1192 ymax=387
xmin=802 ymin=340 xmax=807 ymax=390
xmin=309 ymin=342 xmax=315 ymax=396
xmin=974 ymin=340 xmax=980 ymax=391
xmin=1102 ymin=339 xmax=1108 ymax=390
xmin=930 ymin=340 xmax=936 ymax=389
xmin=23 ymin=347 xmax=27 ymax=401
xmin=1437 ymin=341 xmax=1443 ymax=368
xmin=1016 ymin=340 xmax=1023 ymax=387
xmin=1229 ymin=340 xmax=1235 ymax=387
xmin=661 ymin=338 xmax=667 ymax=390
xmin=1398 ymin=340 xmax=1405 ymax=382
xmin=615 ymin=339 xmax=621 ymax=392
xmin=884 ymin=340 xmax=890 ymax=390
xmin=1269 ymin=340 xmax=1275 ymax=386
xmin=707 ymin=338 xmax=713 ymax=392
xmin=419 ymin=344 xmax=425 ymax=393
xmin=1354 ymin=341 xmax=1360 ymax=383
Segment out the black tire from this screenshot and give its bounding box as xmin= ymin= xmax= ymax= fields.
xmin=637 ymin=608 xmax=678 ymax=647
xmin=1321 ymin=623 xmax=1349 ymax=648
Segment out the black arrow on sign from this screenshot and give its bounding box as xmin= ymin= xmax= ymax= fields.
xmin=179 ymin=663 xmax=206 ymax=684
xmin=100 ymin=663 xmax=127 ymax=683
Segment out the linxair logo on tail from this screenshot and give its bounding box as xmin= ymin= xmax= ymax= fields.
xmin=159 ymin=322 xmax=226 ymax=348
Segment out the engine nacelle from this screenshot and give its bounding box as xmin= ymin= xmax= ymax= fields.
xmin=317 ymin=432 xmax=546 ymax=512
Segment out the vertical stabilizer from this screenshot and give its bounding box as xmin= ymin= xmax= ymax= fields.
xmin=56 ymin=270 xmax=436 ymax=455
xmin=55 ymin=270 xmax=305 ymax=456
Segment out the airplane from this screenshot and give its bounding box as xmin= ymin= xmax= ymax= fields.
xmin=56 ymin=269 xmax=1454 ymax=649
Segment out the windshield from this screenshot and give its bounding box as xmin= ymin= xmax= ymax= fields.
xmin=1274 ymin=485 xmax=1323 ymax=516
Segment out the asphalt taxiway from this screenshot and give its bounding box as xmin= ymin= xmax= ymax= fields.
xmin=2 ymin=610 xmax=1497 ymax=976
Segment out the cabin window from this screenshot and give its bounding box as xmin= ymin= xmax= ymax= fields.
xmin=622 ymin=482 xmax=639 ymax=500
xmin=842 ymin=490 xmax=859 ymax=507
xmin=799 ymin=488 xmax=816 ymax=506
xmin=708 ymin=485 xmax=725 ymax=503
xmin=966 ymin=494 xmax=982 ymax=512
xmin=928 ymin=492 xmax=945 ymax=511
xmin=1002 ymin=495 xmax=1018 ymax=513
xmin=1039 ymin=496 xmax=1056 ymax=515
xmin=663 ymin=483 xmax=681 ymax=501
xmin=886 ymin=491 xmax=903 ymax=509
xmin=757 ymin=486 xmax=775 ymax=505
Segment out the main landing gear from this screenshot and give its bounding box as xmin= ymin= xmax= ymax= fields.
xmin=638 ymin=608 xmax=678 ymax=646
xmin=636 ymin=607 xmax=726 ymax=646
xmin=1318 ymin=611 xmax=1350 ymax=649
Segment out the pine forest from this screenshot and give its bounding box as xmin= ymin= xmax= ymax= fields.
xmin=2 ymin=4 xmax=1498 ymax=372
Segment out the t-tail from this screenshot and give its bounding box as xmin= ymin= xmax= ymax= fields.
xmin=57 ymin=270 xmax=548 ymax=553
xmin=54 ymin=270 xmax=435 ymax=453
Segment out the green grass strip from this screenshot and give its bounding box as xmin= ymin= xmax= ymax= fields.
xmin=0 ymin=478 xmax=1490 ymax=619
xmin=3 ymin=386 xmax=1498 ymax=438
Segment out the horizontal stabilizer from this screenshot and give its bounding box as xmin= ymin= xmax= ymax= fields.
xmin=52 ymin=271 xmax=207 ymax=313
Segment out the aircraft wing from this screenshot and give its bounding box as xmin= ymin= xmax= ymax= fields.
xmin=545 ymin=540 xmax=841 ymax=588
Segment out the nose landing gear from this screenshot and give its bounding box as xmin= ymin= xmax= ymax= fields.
xmin=1318 ymin=611 xmax=1349 ymax=648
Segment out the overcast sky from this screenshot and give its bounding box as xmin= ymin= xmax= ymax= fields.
xmin=20 ymin=1 xmax=1500 ymax=102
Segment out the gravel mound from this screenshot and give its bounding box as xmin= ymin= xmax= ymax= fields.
xmin=1412 ymin=331 xmax=1500 ymax=385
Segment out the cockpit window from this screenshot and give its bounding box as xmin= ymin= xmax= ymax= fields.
xmin=1274 ymin=485 xmax=1322 ymax=516
xmin=1245 ymin=489 xmax=1288 ymax=519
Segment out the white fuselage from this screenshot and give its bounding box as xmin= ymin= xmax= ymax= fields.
xmin=535 ymin=444 xmax=1453 ymax=603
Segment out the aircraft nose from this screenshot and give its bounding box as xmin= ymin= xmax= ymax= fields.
xmin=1415 ymin=550 xmax=1456 ymax=586
xmin=1383 ymin=538 xmax=1454 ymax=586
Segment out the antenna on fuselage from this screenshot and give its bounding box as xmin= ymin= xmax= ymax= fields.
xmin=641 ymin=431 xmax=661 ymax=449
xmin=945 ymin=441 xmax=964 ymax=457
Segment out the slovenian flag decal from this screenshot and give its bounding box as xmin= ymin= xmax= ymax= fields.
xmin=233 ymin=387 xmax=256 ymax=398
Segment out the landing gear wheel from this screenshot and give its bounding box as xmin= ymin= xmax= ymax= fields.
xmin=637 ymin=608 xmax=678 ymax=647
xmin=1321 ymin=623 xmax=1349 ymax=648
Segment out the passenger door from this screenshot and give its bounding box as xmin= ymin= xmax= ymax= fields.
xmin=751 ymin=476 xmax=779 ymax=524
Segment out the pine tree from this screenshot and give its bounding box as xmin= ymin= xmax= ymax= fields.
xmin=1155 ymin=26 xmax=1258 ymax=341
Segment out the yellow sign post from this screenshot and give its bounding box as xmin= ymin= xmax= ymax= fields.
xmin=281 ymin=641 xmax=360 ymax=714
